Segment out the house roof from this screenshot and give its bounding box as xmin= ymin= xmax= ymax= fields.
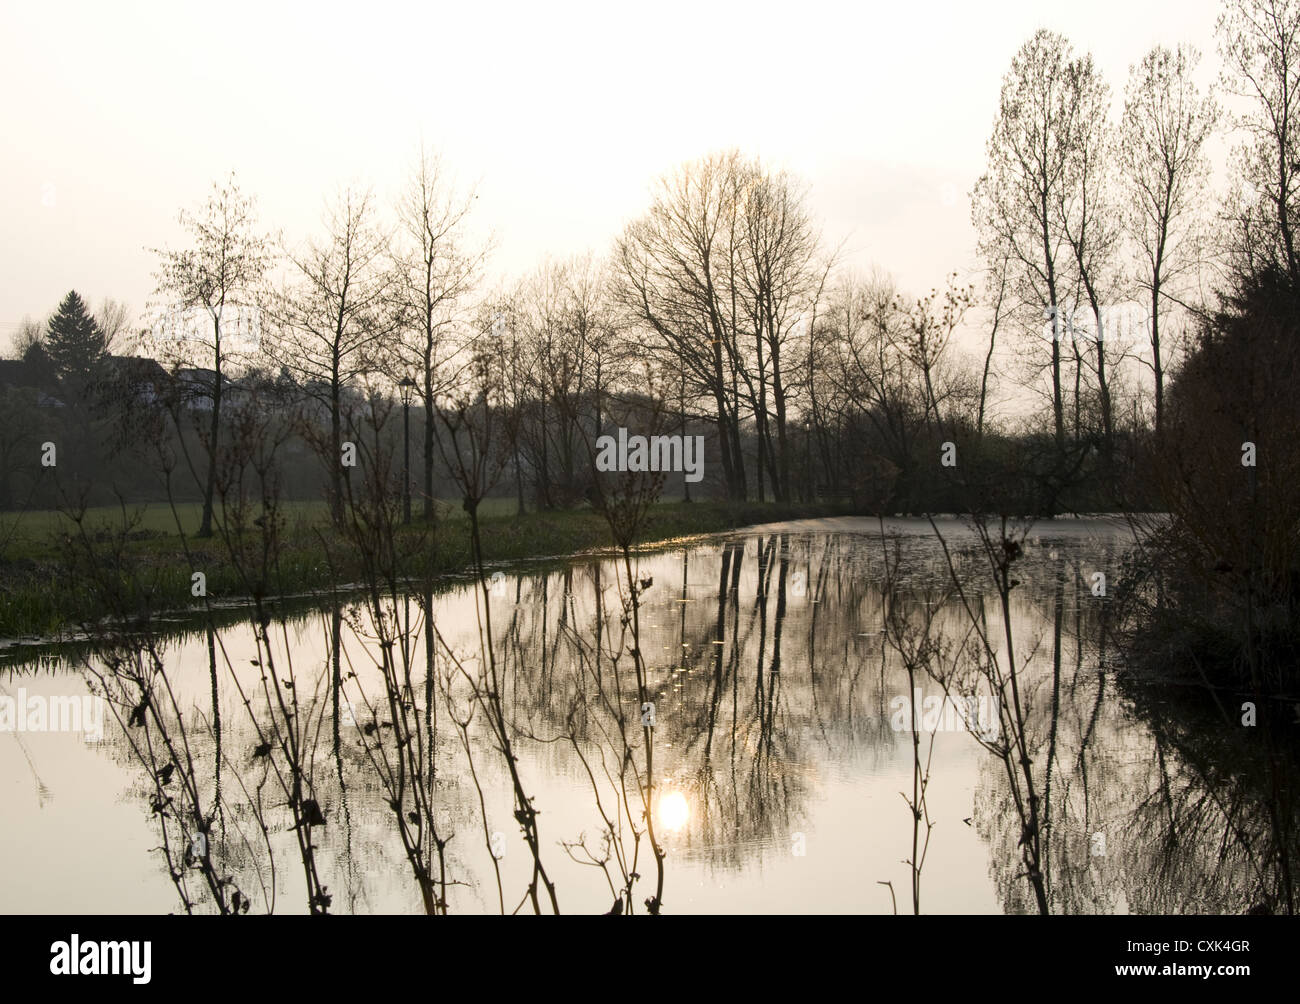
xmin=102 ymin=355 xmax=170 ymax=384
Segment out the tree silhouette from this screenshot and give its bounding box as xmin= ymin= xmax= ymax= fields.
xmin=46 ymin=289 xmax=106 ymax=398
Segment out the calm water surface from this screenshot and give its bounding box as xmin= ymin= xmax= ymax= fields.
xmin=0 ymin=517 xmax=1277 ymax=913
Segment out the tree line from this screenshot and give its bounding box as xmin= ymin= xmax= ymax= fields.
xmin=3 ymin=1 xmax=1296 ymax=533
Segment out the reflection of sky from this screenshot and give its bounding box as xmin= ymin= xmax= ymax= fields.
xmin=0 ymin=517 xmax=1170 ymax=914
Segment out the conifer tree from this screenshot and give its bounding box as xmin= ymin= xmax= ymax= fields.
xmin=45 ymin=289 xmax=107 ymax=396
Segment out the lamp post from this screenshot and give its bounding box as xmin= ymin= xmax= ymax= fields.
xmin=399 ymin=376 xmax=416 ymax=525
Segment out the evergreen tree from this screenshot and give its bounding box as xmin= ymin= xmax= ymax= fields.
xmin=46 ymin=290 xmax=107 ymax=396
xmin=20 ymin=339 xmax=57 ymax=390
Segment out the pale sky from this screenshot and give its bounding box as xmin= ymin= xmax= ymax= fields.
xmin=0 ymin=0 xmax=1225 ymax=351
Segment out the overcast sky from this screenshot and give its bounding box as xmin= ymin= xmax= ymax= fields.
xmin=0 ymin=0 xmax=1225 ymax=352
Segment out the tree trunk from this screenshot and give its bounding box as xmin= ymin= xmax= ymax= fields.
xmin=199 ymin=328 xmax=221 ymax=538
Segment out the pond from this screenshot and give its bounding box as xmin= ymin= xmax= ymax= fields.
xmin=0 ymin=516 xmax=1286 ymax=914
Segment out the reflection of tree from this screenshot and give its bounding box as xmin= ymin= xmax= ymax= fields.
xmin=1112 ymin=676 xmax=1298 ymax=914
xmin=28 ymin=517 xmax=1295 ymax=913
xmin=966 ymin=555 xmax=1299 ymax=916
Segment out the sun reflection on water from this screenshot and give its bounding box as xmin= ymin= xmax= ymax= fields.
xmin=658 ymin=790 xmax=690 ymax=832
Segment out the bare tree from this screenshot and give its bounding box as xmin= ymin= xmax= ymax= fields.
xmin=1056 ymin=52 xmax=1121 ymax=464
xmin=150 ymin=174 xmax=271 ymax=537
xmin=1219 ymin=0 xmax=1300 ymax=284
xmin=392 ymin=147 xmax=488 ymax=521
xmin=12 ymin=316 xmax=46 ymax=360
xmin=821 ymin=269 xmax=920 ymax=506
xmin=976 ymin=249 xmax=1016 ymax=440
xmin=95 ymin=297 xmax=134 ymax=356
xmin=738 ymin=163 xmax=823 ymax=502
xmin=275 ymin=187 xmax=394 ymax=526
xmin=1119 ymin=44 xmax=1219 ymax=437
xmin=513 ymin=254 xmax=621 ymax=508
xmin=973 ymin=30 xmax=1088 ymax=459
xmin=893 ymin=273 xmax=975 ymax=437
xmin=616 ymin=151 xmax=750 ymax=500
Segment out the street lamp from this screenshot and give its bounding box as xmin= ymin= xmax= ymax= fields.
xmin=399 ymin=376 xmax=416 ymax=525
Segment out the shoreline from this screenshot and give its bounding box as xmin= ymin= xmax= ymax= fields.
xmin=0 ymin=500 xmax=855 ymax=648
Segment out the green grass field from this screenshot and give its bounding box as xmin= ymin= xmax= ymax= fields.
xmin=0 ymin=497 xmax=850 ymax=639
xmin=0 ymin=498 xmax=522 ymax=552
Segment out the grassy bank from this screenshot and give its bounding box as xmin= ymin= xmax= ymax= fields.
xmin=0 ymin=499 xmax=853 ymax=640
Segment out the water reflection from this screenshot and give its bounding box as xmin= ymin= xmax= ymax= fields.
xmin=0 ymin=517 xmax=1294 ymax=913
